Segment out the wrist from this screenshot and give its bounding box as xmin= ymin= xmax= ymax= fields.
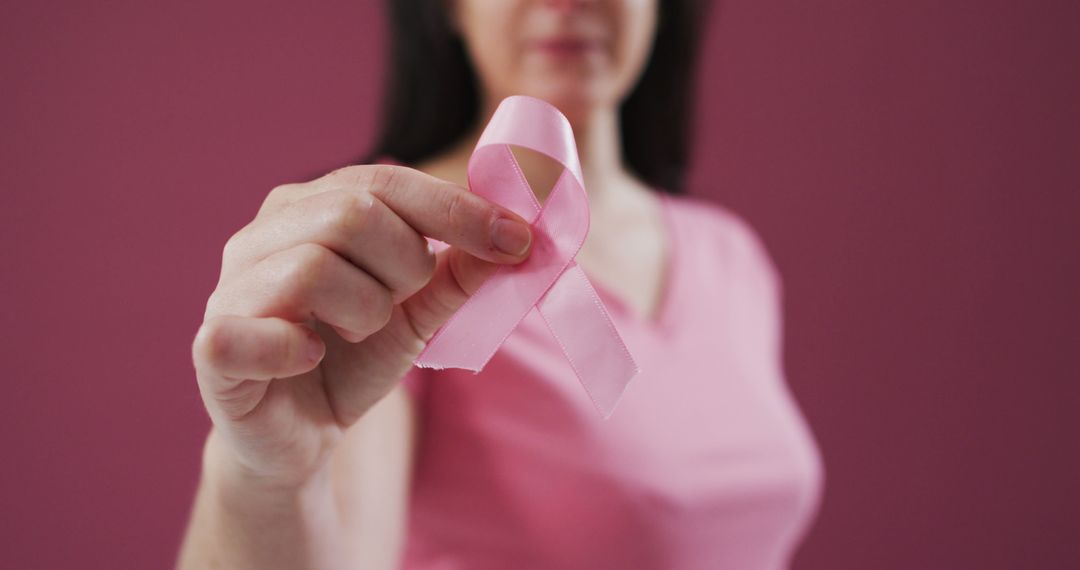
xmin=200 ymin=427 xmax=334 ymax=512
xmin=193 ymin=429 xmax=346 ymax=569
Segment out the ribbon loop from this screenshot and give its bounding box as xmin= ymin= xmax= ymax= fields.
xmin=415 ymin=95 xmax=639 ymax=419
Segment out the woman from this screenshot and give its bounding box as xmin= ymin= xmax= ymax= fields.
xmin=179 ymin=0 xmax=825 ymax=568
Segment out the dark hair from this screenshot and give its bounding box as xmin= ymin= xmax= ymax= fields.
xmin=363 ymin=0 xmax=712 ymax=194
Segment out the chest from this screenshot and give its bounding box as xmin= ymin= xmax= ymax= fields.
xmin=575 ymin=204 xmax=670 ymax=323
xmin=419 ymin=307 xmax=824 ymax=565
xmin=453 ymin=294 xmax=820 ymax=492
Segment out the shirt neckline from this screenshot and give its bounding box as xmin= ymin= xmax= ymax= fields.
xmin=580 ymin=191 xmax=680 ymax=334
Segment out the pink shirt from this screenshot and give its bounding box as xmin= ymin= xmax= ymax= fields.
xmin=400 ymin=191 xmax=825 ymax=569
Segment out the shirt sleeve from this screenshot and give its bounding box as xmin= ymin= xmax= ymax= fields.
xmin=696 ymin=198 xmax=786 ymax=364
xmin=725 ymin=210 xmax=787 ymax=375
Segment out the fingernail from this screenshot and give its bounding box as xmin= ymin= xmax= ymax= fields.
xmin=491 ymin=217 xmax=532 ymax=257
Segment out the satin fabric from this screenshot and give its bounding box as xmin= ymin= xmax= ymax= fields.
xmin=415 ymin=95 xmax=638 ymax=419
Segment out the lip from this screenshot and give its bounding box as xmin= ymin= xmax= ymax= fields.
xmin=528 ymin=37 xmax=603 ymax=55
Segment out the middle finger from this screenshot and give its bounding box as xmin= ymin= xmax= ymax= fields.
xmin=227 ymin=189 xmax=436 ymax=304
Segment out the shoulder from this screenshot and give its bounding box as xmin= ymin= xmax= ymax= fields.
xmin=663 ymin=193 xmax=787 ymax=356
xmin=663 ymin=193 xmax=783 ymax=299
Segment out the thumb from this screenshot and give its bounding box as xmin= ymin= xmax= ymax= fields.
xmin=398 ymin=244 xmax=502 ymax=343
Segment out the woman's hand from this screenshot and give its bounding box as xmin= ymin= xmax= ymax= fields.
xmin=190 ymin=164 xmax=533 ymax=490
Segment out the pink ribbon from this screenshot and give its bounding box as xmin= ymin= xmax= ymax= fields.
xmin=414 ymin=95 xmax=640 ymax=419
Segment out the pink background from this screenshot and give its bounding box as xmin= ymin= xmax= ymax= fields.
xmin=2 ymin=1 xmax=1077 ymax=568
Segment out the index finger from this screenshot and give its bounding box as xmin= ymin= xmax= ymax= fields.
xmin=274 ymin=164 xmax=534 ymax=264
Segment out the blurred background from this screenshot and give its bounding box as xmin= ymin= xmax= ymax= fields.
xmin=2 ymin=0 xmax=1078 ymax=568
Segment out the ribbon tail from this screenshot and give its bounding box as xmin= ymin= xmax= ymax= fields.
xmin=413 ymin=263 xmax=539 ymax=373
xmin=536 ymin=262 xmax=640 ymax=419
xmin=414 ymin=169 xmax=584 ymax=374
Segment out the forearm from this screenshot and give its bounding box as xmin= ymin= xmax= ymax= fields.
xmin=176 ymin=430 xmax=349 ymax=570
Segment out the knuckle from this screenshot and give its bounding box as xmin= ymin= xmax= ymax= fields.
xmin=221 ymin=227 xmax=248 ymax=263
xmin=343 ymin=281 xmax=393 ymax=340
xmin=203 ymin=290 xmax=225 ymax=321
xmin=261 ymin=183 xmax=297 ymax=212
xmin=264 ymin=180 xmax=333 ymax=218
xmin=325 ymin=191 xmax=375 ymax=238
xmin=417 ymin=241 xmax=438 ymax=285
xmin=281 ymin=242 xmax=331 ymax=296
xmin=268 ymin=182 xmax=294 ymax=199
xmin=402 ymin=241 xmax=438 ymax=297
xmin=336 ymin=325 xmax=367 ymax=344
xmin=192 ymin=317 xmax=232 ymax=371
xmin=367 ymin=163 xmax=400 ymax=194
xmin=325 ymin=164 xmax=367 ymax=184
xmin=367 ymin=284 xmax=395 ymax=330
xmin=443 ymin=190 xmax=473 ymax=239
xmin=327 ymin=164 xmax=398 ymax=194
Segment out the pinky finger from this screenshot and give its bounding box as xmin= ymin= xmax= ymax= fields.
xmin=192 ymin=314 xmax=325 ymax=384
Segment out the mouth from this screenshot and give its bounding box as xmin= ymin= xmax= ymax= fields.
xmin=527 ymin=37 xmax=603 ymax=57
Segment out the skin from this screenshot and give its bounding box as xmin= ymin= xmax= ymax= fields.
xmin=177 ymin=1 xmax=668 ymax=568
xmin=424 ymin=0 xmax=667 ymax=320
